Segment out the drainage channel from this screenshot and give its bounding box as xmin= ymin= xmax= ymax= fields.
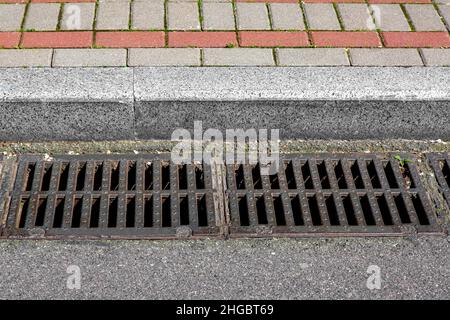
xmin=0 ymin=153 xmax=444 ymax=239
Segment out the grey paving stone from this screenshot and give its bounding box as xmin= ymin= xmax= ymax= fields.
xmin=52 ymin=49 xmax=127 ymax=67
xmin=236 ymin=3 xmax=270 ymax=30
xmin=277 ymin=48 xmax=349 ymax=66
xmin=167 ymin=2 xmax=200 ymax=30
xmin=61 ymin=3 xmax=95 ymax=31
xmin=350 ymin=48 xmax=423 ymax=66
xmin=0 ymin=4 xmax=25 ymax=31
xmin=203 ymin=48 xmax=275 ymax=66
xmin=96 ymin=1 xmax=130 ymax=30
xmin=0 ymin=49 xmax=52 ymax=67
xmin=337 ymin=4 xmax=373 ymax=31
xmin=405 ymin=4 xmax=446 ymax=31
xmin=269 ymin=3 xmax=305 ymax=30
xmin=128 ymin=48 xmax=201 ymax=66
xmin=202 ymin=3 xmax=235 ymax=30
xmin=304 ymin=3 xmax=341 ymax=30
xmin=24 ymin=3 xmax=60 ymax=31
xmin=438 ymin=5 xmax=450 ymax=28
xmin=132 ymin=0 xmax=165 ymax=30
xmin=369 ymin=4 xmax=411 ymax=31
xmin=421 ymin=49 xmax=450 ymax=66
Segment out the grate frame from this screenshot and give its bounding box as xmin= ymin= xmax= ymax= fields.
xmin=225 ymin=153 xmax=440 ymax=237
xmin=2 ymin=154 xmax=222 ymax=239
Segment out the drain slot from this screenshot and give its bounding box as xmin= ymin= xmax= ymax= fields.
xmin=411 ymin=194 xmax=429 ymax=225
xmin=53 ymin=197 xmax=65 ymax=228
xmin=350 ymin=161 xmax=364 ymax=189
xmin=317 ymin=161 xmax=330 ymax=189
xmin=325 ymin=195 xmax=339 ymax=226
xmin=126 ymin=197 xmax=136 ymax=228
xmin=41 ymin=164 xmax=52 ymax=191
xmin=127 ymin=162 xmax=137 ymax=191
xmin=108 ymin=197 xmax=118 ymax=228
xmin=359 ymin=194 xmax=375 ymax=226
xmin=35 ymin=198 xmax=47 ymax=227
xmin=197 ymin=195 xmax=208 ymax=227
xmin=144 ymin=196 xmax=153 ymax=227
xmin=273 ymin=196 xmax=286 ymax=226
xmin=93 ymin=163 xmax=103 ymax=191
xmin=24 ymin=164 xmax=35 ymax=192
xmin=308 ymin=195 xmax=322 ymax=226
xmin=145 ymin=163 xmax=153 ymax=190
xmin=110 ymin=163 xmax=120 ymax=191
xmin=235 ymin=165 xmax=245 ymax=190
xmin=161 ymin=196 xmax=171 ymax=227
xmin=238 ymin=196 xmax=249 ymax=226
xmin=17 ymin=198 xmax=30 ymax=228
xmin=334 ymin=161 xmax=347 ymax=189
xmin=290 ymin=195 xmax=304 ymax=226
xmin=195 ymin=166 xmax=205 ymax=189
xmin=255 ymin=196 xmax=268 ymax=225
xmin=301 ymin=161 xmax=314 ymax=189
xmin=71 ymin=197 xmax=83 ymax=228
xmin=179 ymin=196 xmax=189 ymax=225
xmin=90 ymin=197 xmax=101 ymax=228
xmin=342 ymin=195 xmax=357 ymax=226
xmin=161 ymin=163 xmax=171 ymax=190
xmin=75 ymin=163 xmax=87 ymax=191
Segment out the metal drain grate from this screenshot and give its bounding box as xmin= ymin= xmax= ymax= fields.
xmin=427 ymin=153 xmax=450 ymax=208
xmin=0 ymin=153 xmax=442 ymax=239
xmin=225 ymin=154 xmax=439 ymax=236
xmin=2 ymin=155 xmax=221 ymax=239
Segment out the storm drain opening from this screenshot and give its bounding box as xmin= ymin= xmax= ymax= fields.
xmin=226 ymin=154 xmax=439 ymax=237
xmin=0 ymin=153 xmax=443 ymax=239
xmin=2 ymin=155 xmax=220 ymax=239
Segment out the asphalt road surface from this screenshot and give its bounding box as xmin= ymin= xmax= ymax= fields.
xmin=0 ymin=236 xmax=448 ymax=300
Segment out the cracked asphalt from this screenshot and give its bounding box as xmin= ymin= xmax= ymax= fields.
xmin=0 ymin=236 xmax=448 ymax=300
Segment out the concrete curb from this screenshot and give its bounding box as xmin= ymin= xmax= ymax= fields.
xmin=0 ymin=67 xmax=449 ymax=141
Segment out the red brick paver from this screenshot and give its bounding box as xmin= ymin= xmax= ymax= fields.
xmin=21 ymin=32 xmax=93 ymax=48
xmin=169 ymin=32 xmax=238 ymax=48
xmin=239 ymin=31 xmax=309 ymax=47
xmin=96 ymin=32 xmax=165 ymax=48
xmin=382 ymin=32 xmax=450 ymax=48
xmin=0 ymin=32 xmax=21 ymax=48
xmin=32 ymin=0 xmax=95 ymax=2
xmin=312 ymin=32 xmax=382 ymax=47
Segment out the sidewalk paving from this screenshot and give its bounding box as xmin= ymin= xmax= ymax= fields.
xmin=0 ymin=0 xmax=449 ymax=66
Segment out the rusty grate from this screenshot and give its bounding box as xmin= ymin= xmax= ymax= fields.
xmin=0 ymin=153 xmax=443 ymax=239
xmin=225 ymin=154 xmax=439 ymax=237
xmin=427 ymin=153 xmax=450 ymax=208
xmin=2 ymin=155 xmax=221 ymax=239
